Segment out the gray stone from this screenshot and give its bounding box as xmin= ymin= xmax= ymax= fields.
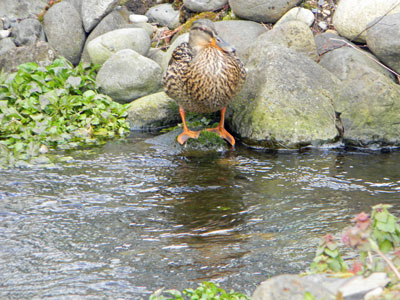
xmin=96 ymin=49 xmax=163 ymax=103
xmin=129 ymin=14 xmax=149 ymax=23
xmin=0 ymin=41 xmax=56 ymax=73
xmin=64 ymin=0 xmax=82 ymax=13
xmin=367 ymin=13 xmax=400 ymax=74
xmin=214 ymin=20 xmax=266 ymax=59
xmin=275 ymin=7 xmax=315 ymax=27
xmin=319 ymin=46 xmax=400 ymax=148
xmin=0 ymin=29 xmax=10 ymax=39
xmin=0 ymin=38 xmax=16 ymax=57
xmin=228 ymin=44 xmax=341 ymax=149
xmin=145 ymin=4 xmax=180 ymax=29
xmin=229 ymin=0 xmax=301 ymax=23
xmin=183 ymin=0 xmax=228 ymax=12
xmin=0 ymin=18 xmax=3 ymax=30
xmin=81 ymin=0 xmax=120 ymax=32
xmin=13 ymin=18 xmax=43 ymax=46
xmin=315 ymin=31 xmax=353 ymax=56
xmin=80 ymin=8 xmax=130 ymax=63
xmin=127 ymin=92 xmax=179 ymax=130
xmin=43 ymin=1 xmax=85 ymax=65
xmin=87 ymin=28 xmax=151 ymax=65
xmin=0 ymin=0 xmax=48 ymax=19
xmin=333 ymin=0 xmax=400 ymax=43
xmin=2 ymin=17 xmax=17 ymax=30
xmin=256 ymin=20 xmax=318 ymax=61
xmin=147 ymin=48 xmax=165 ymax=67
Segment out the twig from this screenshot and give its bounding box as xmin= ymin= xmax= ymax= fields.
xmin=376 ymin=248 xmax=400 ymax=281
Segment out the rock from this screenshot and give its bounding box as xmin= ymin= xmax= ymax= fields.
xmin=125 ymin=0 xmax=158 ymax=15
xmin=366 ymin=13 xmax=400 ymax=74
xmin=0 ymin=29 xmax=10 ymax=39
xmin=96 ymin=49 xmax=163 ymax=103
xmin=252 ymin=273 xmax=389 ymax=300
xmin=275 ymin=7 xmax=315 ymax=27
xmin=319 ymin=46 xmax=400 ymax=148
xmin=333 ymin=0 xmax=400 ymax=43
xmin=81 ymin=0 xmax=120 ymax=32
xmin=315 ymin=31 xmax=352 ymax=56
xmin=64 ymin=0 xmax=82 ymax=13
xmin=43 ymin=1 xmax=85 ymax=65
xmin=183 ymin=0 xmax=228 ymax=12
xmin=229 ymin=0 xmax=301 ymax=23
xmin=228 ymin=44 xmax=341 ymax=149
xmin=0 ymin=41 xmax=56 ymax=73
xmin=129 ymin=14 xmax=149 ymax=23
xmin=80 ymin=8 xmax=130 ymax=63
xmin=87 ymin=28 xmax=151 ymax=65
xmin=145 ymin=3 xmax=180 ymax=29
xmin=2 ymin=17 xmax=17 ymax=30
xmin=255 ymin=20 xmax=318 ymax=61
xmin=126 ymin=92 xmax=180 ymax=130
xmin=0 ymin=37 xmax=16 ymax=57
xmin=214 ymin=20 xmax=266 ymax=59
xmin=147 ymin=48 xmax=165 ymax=67
xmin=13 ymin=18 xmax=43 ymax=46
xmin=0 ymin=0 xmax=48 ymax=19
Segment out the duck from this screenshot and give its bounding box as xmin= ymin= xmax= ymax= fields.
xmin=162 ymin=19 xmax=247 ymax=146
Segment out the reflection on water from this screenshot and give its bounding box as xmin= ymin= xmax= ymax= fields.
xmin=1 ymin=133 xmax=400 ymax=299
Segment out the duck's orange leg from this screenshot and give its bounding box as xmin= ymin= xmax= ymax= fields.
xmin=206 ymin=107 xmax=235 ymax=146
xmin=177 ymin=106 xmax=200 ymax=144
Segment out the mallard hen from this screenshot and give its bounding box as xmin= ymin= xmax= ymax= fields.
xmin=163 ymin=19 xmax=246 ymax=146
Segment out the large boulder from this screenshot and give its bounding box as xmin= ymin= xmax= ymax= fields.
xmin=0 ymin=0 xmax=47 ymax=19
xmin=87 ymin=28 xmax=151 ymax=65
xmin=256 ymin=20 xmax=318 ymax=61
xmin=0 ymin=38 xmax=16 ymax=57
xmin=0 ymin=41 xmax=56 ymax=73
xmin=81 ymin=0 xmax=120 ymax=32
xmin=13 ymin=18 xmax=44 ymax=46
xmin=229 ymin=0 xmax=301 ymax=23
xmin=319 ymin=47 xmax=400 ymax=148
xmin=227 ymin=44 xmax=341 ymax=149
xmin=333 ymin=0 xmax=400 ymax=43
xmin=43 ymin=1 xmax=85 ymax=65
xmin=183 ymin=0 xmax=228 ymax=12
xmin=96 ymin=49 xmax=163 ymax=103
xmin=127 ymin=92 xmax=180 ymax=130
xmin=366 ymin=13 xmax=400 ymax=74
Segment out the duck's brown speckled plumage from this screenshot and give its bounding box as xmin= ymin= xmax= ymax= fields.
xmin=162 ymin=21 xmax=246 ymax=114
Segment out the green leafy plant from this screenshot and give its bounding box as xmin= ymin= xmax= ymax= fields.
xmin=371 ymin=204 xmax=400 ymax=253
xmin=150 ymin=281 xmax=249 ymax=300
xmin=0 ymin=58 xmax=129 ymax=166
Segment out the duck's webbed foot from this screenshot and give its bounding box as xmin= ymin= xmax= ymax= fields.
xmin=177 ymin=129 xmax=201 ymax=144
xmin=206 ymin=126 xmax=235 ymax=146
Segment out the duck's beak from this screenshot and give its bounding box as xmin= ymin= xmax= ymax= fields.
xmin=212 ymin=36 xmax=236 ymax=53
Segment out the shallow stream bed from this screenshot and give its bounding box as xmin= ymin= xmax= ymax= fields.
xmin=1 ymin=133 xmax=400 ymax=299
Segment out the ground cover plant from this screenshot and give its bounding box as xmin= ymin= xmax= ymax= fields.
xmin=0 ymin=58 xmax=129 ymax=166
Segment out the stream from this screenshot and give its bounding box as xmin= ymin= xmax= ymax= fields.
xmin=1 ymin=132 xmax=400 ymax=299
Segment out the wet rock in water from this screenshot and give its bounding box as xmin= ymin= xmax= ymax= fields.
xmin=275 ymin=7 xmax=315 ymax=27
xmin=252 ymin=273 xmax=389 ymax=300
xmin=81 ymin=0 xmax=120 ymax=32
xmin=229 ymin=0 xmax=301 ymax=23
xmin=126 ymin=92 xmax=180 ymax=130
xmin=259 ymin=20 xmax=318 ymax=61
xmin=0 ymin=38 xmax=16 ymax=57
xmin=214 ymin=20 xmax=266 ymax=59
xmin=183 ymin=0 xmax=228 ymax=12
xmin=96 ymin=49 xmax=162 ymax=103
xmin=13 ymin=18 xmax=44 ymax=46
xmin=0 ymin=0 xmax=48 ymax=19
xmin=366 ymin=13 xmax=400 ymax=74
xmin=87 ymin=28 xmax=151 ymax=65
xmin=145 ymin=4 xmax=180 ymax=29
xmin=228 ymin=44 xmax=341 ymax=150
xmin=0 ymin=41 xmax=56 ymax=73
xmin=43 ymin=1 xmax=85 ymax=65
xmin=332 ymin=0 xmax=400 ymax=43
xmin=319 ymin=46 xmax=400 ymax=149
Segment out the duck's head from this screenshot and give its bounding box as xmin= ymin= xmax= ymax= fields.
xmin=189 ymin=19 xmax=236 ymax=55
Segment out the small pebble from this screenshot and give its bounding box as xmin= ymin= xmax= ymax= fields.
xmin=322 ymin=9 xmax=331 ymax=16
xmin=129 ymin=14 xmax=149 ymax=23
xmin=0 ymin=30 xmax=11 ymax=39
xmin=318 ymin=21 xmax=328 ymax=31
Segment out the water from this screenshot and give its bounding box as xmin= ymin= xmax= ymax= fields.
xmin=1 ymin=133 xmax=400 ymax=299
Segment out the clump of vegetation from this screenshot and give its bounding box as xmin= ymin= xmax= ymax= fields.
xmin=150 ymin=281 xmax=249 ymax=300
xmin=0 ymin=58 xmax=129 ymax=166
